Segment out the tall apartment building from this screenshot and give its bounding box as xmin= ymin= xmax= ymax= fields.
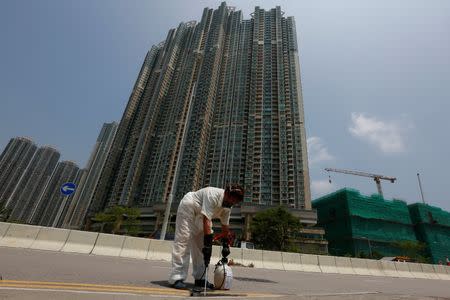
xmin=0 ymin=137 xmax=37 ymax=205
xmin=90 ymin=3 xmax=311 ymax=219
xmin=54 ymin=169 xmax=84 ymax=228
xmin=62 ymin=122 xmax=118 ymax=229
xmin=6 ymin=146 xmax=60 ymax=222
xmin=29 ymin=160 xmax=80 ymax=227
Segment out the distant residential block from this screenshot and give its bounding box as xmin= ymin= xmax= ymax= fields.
xmin=62 ymin=122 xmax=118 ymax=229
xmin=29 ymin=160 xmax=80 ymax=227
xmin=7 ymin=146 xmax=60 ymax=222
xmin=0 ymin=137 xmax=37 ymax=206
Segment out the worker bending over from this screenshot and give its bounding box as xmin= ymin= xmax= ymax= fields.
xmin=168 ymin=185 xmax=244 ymax=289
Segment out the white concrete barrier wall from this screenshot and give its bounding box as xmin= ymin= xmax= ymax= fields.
xmin=408 ymin=262 xmax=428 ymax=279
xmin=441 ymin=265 xmax=450 ymax=280
xmin=350 ymin=258 xmax=372 ymax=276
xmin=446 ymin=265 xmax=450 ymax=280
xmin=420 ymin=263 xmax=439 ymax=280
xmin=147 ymin=239 xmax=172 ymax=262
xmin=394 ymin=262 xmax=414 ymax=278
xmin=262 ymin=250 xmax=284 ymax=270
xmin=0 ymin=223 xmax=41 ymax=248
xmin=335 ymin=256 xmax=356 ymax=275
xmin=0 ymin=223 xmax=449 ymax=281
xmin=433 ymin=265 xmax=450 ymax=280
xmin=282 ymin=252 xmax=303 ymax=272
xmin=229 ymin=247 xmax=243 ymax=266
xmin=30 ymin=227 xmax=70 ymax=251
xmin=380 ymin=260 xmax=399 ymax=277
xmin=299 ymin=254 xmax=321 ymax=273
xmin=92 ymin=233 xmax=126 ymax=257
xmin=0 ymin=222 xmax=11 ymax=241
xmin=242 ymin=249 xmax=263 ymax=268
xmin=120 ymin=236 xmax=151 ymax=259
xmin=61 ymin=230 xmax=99 ymax=254
xmin=366 ymin=260 xmax=385 ymax=276
xmin=318 ymin=255 xmax=339 ymax=274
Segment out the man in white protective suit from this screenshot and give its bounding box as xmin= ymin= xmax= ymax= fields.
xmin=168 ymin=184 xmax=244 ymax=289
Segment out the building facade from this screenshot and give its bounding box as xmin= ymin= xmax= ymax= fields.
xmin=0 ymin=137 xmax=37 ymax=206
xmin=6 ymin=146 xmax=60 ymax=222
xmin=408 ymin=203 xmax=450 ymax=264
xmin=90 ymin=3 xmax=311 ymax=223
xmin=313 ymin=189 xmax=419 ymax=258
xmin=29 ymin=160 xmax=80 ymax=227
xmin=62 ymin=122 xmax=118 ymax=229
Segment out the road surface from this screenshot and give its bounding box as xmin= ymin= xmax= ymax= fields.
xmin=0 ymin=247 xmax=449 ymax=299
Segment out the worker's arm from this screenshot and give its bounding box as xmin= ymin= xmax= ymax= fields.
xmin=203 ymin=215 xmax=212 ymax=235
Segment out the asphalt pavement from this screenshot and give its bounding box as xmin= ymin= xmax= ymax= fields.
xmin=0 ymin=247 xmax=449 ymax=299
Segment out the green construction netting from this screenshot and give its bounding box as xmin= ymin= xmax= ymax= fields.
xmin=408 ymin=203 xmax=450 ymax=227
xmin=347 ymin=191 xmax=412 ymax=224
xmin=352 ymin=239 xmax=404 ymax=258
xmin=350 ymin=217 xmax=416 ymax=242
xmin=313 ymin=188 xmax=417 ymax=257
xmin=313 ymin=188 xmax=413 ymax=226
xmin=408 ymin=204 xmax=450 ymax=263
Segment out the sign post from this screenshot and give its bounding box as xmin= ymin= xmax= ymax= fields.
xmin=54 ymin=182 xmax=77 ymax=227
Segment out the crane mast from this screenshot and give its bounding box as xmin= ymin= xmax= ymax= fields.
xmin=325 ymin=168 xmax=396 ymax=197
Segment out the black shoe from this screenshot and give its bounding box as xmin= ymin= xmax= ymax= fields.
xmin=194 ymin=279 xmax=214 ymax=289
xmin=172 ymin=280 xmax=186 ymax=289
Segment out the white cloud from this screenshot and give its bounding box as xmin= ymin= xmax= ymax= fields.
xmin=311 ymin=180 xmax=336 ymax=199
xmin=307 ymin=136 xmax=334 ymax=165
xmin=349 ymin=113 xmax=412 ymax=154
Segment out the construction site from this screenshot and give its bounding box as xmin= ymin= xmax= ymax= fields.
xmin=313 ymin=187 xmax=450 ymax=263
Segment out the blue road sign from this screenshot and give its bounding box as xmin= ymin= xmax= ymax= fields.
xmin=60 ymin=182 xmax=76 ymax=196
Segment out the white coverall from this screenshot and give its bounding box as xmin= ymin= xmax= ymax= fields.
xmin=168 ymin=187 xmax=231 ymax=284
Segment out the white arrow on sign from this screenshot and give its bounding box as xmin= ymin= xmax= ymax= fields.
xmin=62 ymin=186 xmax=75 ymax=192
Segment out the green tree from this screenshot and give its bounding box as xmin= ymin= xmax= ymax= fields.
xmin=391 ymin=240 xmax=429 ymax=263
xmin=358 ymin=251 xmax=368 ymax=259
xmin=371 ymin=250 xmax=383 ymax=260
xmin=250 ymin=206 xmax=301 ymax=251
xmin=93 ymin=206 xmax=141 ymax=235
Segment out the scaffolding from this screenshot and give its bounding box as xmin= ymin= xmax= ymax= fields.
xmin=313 ymin=188 xmax=417 ymax=257
xmin=408 ymin=203 xmax=450 ymax=264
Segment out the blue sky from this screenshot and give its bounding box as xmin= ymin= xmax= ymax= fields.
xmin=1 ymin=0 xmax=449 ymax=210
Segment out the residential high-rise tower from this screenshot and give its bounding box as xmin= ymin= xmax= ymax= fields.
xmin=29 ymin=160 xmax=80 ymax=227
xmin=0 ymin=137 xmax=37 ymax=206
xmin=62 ymin=122 xmax=118 ymax=229
xmin=7 ymin=146 xmax=60 ymax=222
xmin=91 ymin=3 xmax=311 ymax=219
